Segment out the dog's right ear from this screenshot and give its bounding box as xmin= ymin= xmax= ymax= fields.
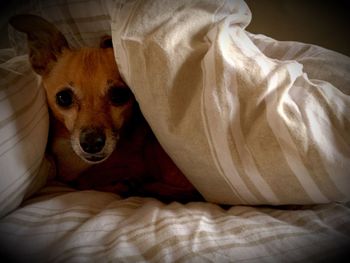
xmin=9 ymin=14 xmax=69 ymax=76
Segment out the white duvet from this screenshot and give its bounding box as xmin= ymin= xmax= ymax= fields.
xmin=112 ymin=0 xmax=350 ymax=205
xmin=1 ymin=0 xmax=350 ymax=262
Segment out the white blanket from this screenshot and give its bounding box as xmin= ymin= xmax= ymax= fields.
xmin=112 ymin=0 xmax=350 ymax=205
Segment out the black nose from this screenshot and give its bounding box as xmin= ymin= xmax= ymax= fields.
xmin=79 ymin=128 xmax=106 ymax=154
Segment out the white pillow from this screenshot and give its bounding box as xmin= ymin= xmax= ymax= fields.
xmin=0 ymin=54 xmax=52 ymax=217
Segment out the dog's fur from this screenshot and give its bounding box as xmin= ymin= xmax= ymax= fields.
xmin=10 ymin=15 xmax=202 ymax=202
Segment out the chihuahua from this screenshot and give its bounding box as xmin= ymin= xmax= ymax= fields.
xmin=10 ymin=14 xmax=202 ymax=202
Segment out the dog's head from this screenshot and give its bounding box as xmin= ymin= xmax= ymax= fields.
xmin=10 ymin=15 xmax=134 ymax=163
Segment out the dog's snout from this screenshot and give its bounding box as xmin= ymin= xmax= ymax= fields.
xmin=79 ymin=128 xmax=106 ymax=154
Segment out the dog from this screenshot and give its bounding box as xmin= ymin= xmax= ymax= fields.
xmin=10 ymin=14 xmax=202 ymax=202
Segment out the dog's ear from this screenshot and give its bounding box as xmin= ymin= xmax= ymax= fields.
xmin=100 ymin=35 xmax=113 ymax=49
xmin=9 ymin=14 xmax=69 ymax=75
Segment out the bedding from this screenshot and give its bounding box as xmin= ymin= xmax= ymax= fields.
xmin=111 ymin=0 xmax=350 ymax=205
xmin=0 ymin=185 xmax=349 ymax=262
xmin=0 ymin=0 xmax=349 ymax=262
xmin=0 ymin=53 xmax=53 ymax=218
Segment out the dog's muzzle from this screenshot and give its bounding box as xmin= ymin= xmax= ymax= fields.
xmin=79 ymin=127 xmax=106 ymax=162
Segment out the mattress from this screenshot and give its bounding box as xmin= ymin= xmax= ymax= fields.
xmin=0 ymin=0 xmax=349 ymax=261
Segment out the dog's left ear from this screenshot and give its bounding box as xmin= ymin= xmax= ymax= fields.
xmin=100 ymin=35 xmax=113 ymax=49
xmin=9 ymin=14 xmax=69 ymax=76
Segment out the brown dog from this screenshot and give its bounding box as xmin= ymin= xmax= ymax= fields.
xmin=10 ymin=15 xmax=202 ymax=202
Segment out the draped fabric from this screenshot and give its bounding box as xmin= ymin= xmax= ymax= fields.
xmin=111 ymin=0 xmax=350 ymax=204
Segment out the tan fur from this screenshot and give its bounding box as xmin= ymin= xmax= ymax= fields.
xmin=10 ymin=14 xmax=202 ymax=202
xmin=43 ymin=48 xmax=133 ymax=178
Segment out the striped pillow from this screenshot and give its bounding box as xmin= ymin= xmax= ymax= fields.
xmin=0 ymin=54 xmax=52 ymax=217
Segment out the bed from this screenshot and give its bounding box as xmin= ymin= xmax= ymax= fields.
xmin=1 ymin=0 xmax=349 ymax=262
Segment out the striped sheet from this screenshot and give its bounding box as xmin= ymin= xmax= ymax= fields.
xmin=0 ymin=185 xmax=349 ymax=262
xmin=0 ymin=54 xmax=52 ymax=217
xmin=8 ymin=0 xmax=116 ymax=51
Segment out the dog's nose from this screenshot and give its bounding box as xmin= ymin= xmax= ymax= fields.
xmin=79 ymin=128 xmax=106 ymax=154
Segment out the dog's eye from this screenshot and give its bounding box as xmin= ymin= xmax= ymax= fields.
xmin=108 ymin=86 xmax=132 ymax=106
xmin=56 ymin=89 xmax=74 ymax=108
